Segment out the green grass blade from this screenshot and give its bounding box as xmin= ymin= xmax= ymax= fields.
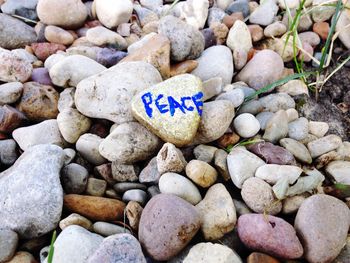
xmin=47 ymin=230 xmax=57 ymax=263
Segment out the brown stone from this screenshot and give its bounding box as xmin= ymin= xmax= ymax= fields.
xmin=31 ymin=42 xmax=66 ymax=61
xmin=170 ymin=60 xmax=198 ymax=77
xmin=0 ymin=105 xmax=27 ymax=133
xmin=63 ymin=194 xmax=126 ymax=221
xmin=6 ymin=251 xmax=37 ymax=263
xmin=222 ymin=13 xmax=244 ymax=28
xmin=125 ymin=201 xmax=143 ymax=231
xmin=313 ymin=21 xmax=330 ymax=40
xmin=17 ymin=82 xmax=59 ymax=121
xmin=247 ymin=252 xmax=280 ymax=263
xmin=121 ymin=34 xmax=170 ymax=79
xmin=216 ymin=132 xmax=240 ymax=148
xmin=248 ymin=24 xmax=264 ymax=42
xmin=210 ymin=22 xmax=229 ymax=45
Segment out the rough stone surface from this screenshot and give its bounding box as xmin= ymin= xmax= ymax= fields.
xmin=76 ymin=133 xmax=106 ymax=166
xmin=0 ymin=229 xmax=18 ymax=263
xmin=95 ymin=0 xmax=133 ymax=29
xmin=307 ymin=134 xmax=343 ymax=158
xmin=0 ymin=82 xmax=23 ymax=105
xmin=280 ymin=138 xmax=312 ymax=164
xmin=0 ymin=48 xmax=32 ymax=83
xmin=186 ymin=160 xmax=218 ymax=188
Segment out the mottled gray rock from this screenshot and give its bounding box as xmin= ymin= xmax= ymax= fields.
xmin=286 ymin=169 xmax=325 ymax=197
xmin=288 ymin=117 xmax=309 ymax=141
xmin=216 ymin=88 xmax=245 ymax=108
xmin=122 ymin=189 xmax=148 ymax=206
xmin=86 ymin=178 xmax=107 ymax=197
xmin=139 ymin=157 xmax=161 ymax=184
xmin=61 ymin=163 xmax=88 ymax=194
xmin=0 ymin=139 xmax=18 ymax=166
xmin=307 ymin=134 xmax=342 ymax=158
xmin=92 ymin=222 xmax=131 ymax=237
xmin=202 ymin=77 xmax=223 ymax=101
xmin=0 ymin=144 xmax=65 ymax=239
xmin=259 ymin=93 xmax=296 ymax=112
xmin=280 ymin=138 xmax=312 ymax=164
xmin=255 ymin=112 xmax=273 ymax=131
xmin=111 ymin=162 xmax=139 ymax=182
xmin=0 ymin=229 xmax=18 ymax=262
xmin=249 ymin=0 xmax=279 ymax=26
xmin=193 ymin=144 xmax=218 ymax=163
xmin=113 ymin=182 xmax=147 ymax=194
xmin=263 ymin=110 xmax=289 ymax=143
xmin=76 ymin=133 xmax=106 ymax=166
xmin=237 ymin=100 xmax=263 ymax=115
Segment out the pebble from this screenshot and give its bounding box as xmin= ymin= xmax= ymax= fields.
xmin=311 ymin=0 xmax=336 ymax=23
xmin=12 ymin=119 xmax=66 ymax=151
xmin=45 ymin=25 xmax=74 ymax=45
xmin=95 ymin=0 xmax=133 ymax=28
xmin=96 ymin=48 xmax=127 ymax=67
xmin=1 ymin=0 xmax=37 ymax=19
xmin=287 ymin=169 xmax=324 ymax=196
xmin=227 ymin=147 xmax=265 ymax=188
xmin=235 ymin=50 xmax=284 ymax=90
xmin=248 ymin=24 xmax=264 ymax=42
xmin=249 ymin=0 xmax=278 ymax=26
xmin=156 ymin=143 xmax=187 ymax=174
xmin=241 ymin=177 xmax=282 ymax=215
xmin=31 ymin=42 xmax=66 ymax=61
xmin=233 ymin=113 xmax=260 ymax=138
xmin=5 ymin=251 xmax=36 ymax=263
xmin=0 ymin=48 xmax=32 ymax=83
xmin=336 ymin=11 xmax=350 ymax=49
xmin=193 ymin=144 xmax=218 ymax=163
xmin=126 ymin=201 xmax=143 ymax=231
xmin=86 ymin=26 xmax=127 ymax=49
xmin=226 ymin=0 xmax=250 ymax=17
xmin=288 ymin=117 xmax=309 ymax=141
xmin=92 ymin=222 xmax=131 ymax=237
xmin=307 ymin=134 xmax=343 ymax=158
xmin=64 ymin=194 xmax=126 ymax=221
xmin=76 ymin=133 xmax=106 ymax=166
xmin=247 ymin=252 xmax=280 ymax=263
xmin=0 ymin=145 xmax=65 ymax=239
xmin=17 ymin=82 xmax=59 ymax=121
xmin=237 ymin=99 xmax=263 ymax=115
xmin=61 ymin=163 xmax=88 ymax=194
xmin=87 ymin=234 xmax=146 ymax=263
xmin=282 ymin=194 xmax=309 ymax=214
xmin=139 ymin=157 xmax=161 ymax=184
xmin=170 ymin=60 xmax=199 ymax=77
xmin=0 ymin=82 xmax=23 ymax=105
xmin=255 ymin=112 xmax=273 ymax=130
xmin=247 ymin=141 xmax=296 ymax=165
xmin=325 ymin=161 xmax=350 ymax=184
xmin=113 ymin=183 xmax=146 ymax=194
xmin=264 ymin=21 xmax=287 ymax=37
xmin=122 ymin=189 xmax=148 ymax=206
xmin=207 ymin=7 xmax=226 ymax=26
xmin=0 ymin=106 xmax=27 ymax=135
xmin=227 ymin=20 xmax=252 ymax=55
xmin=159 ymin=172 xmax=202 ymax=205
xmin=313 ymin=21 xmax=330 ymax=40
xmin=99 ymin=122 xmax=160 ymax=163
xmin=75 ymin=61 xmax=162 ymax=123
xmin=138 ymin=194 xmax=201 ymax=261
xmin=158 ymin=15 xmax=204 ymax=62
xmin=214 ymin=149 xmax=231 ymax=181
xmin=0 ymin=139 xmax=17 ymax=166
xmin=280 ymin=138 xmax=312 ymax=164
xmin=238 ymin=214 xmax=303 ymax=259
xmin=263 ymin=110 xmax=289 ymax=143
xmin=216 ymin=88 xmax=245 ymax=108
xmin=0 ymin=14 xmax=37 ymax=49
xmin=193 ymin=100 xmax=235 ymax=144
xmin=180 ymin=0 xmax=209 ymax=29
xmin=49 ymin=225 xmax=103 ymax=263
xmin=186 ymin=160 xmax=218 ymax=188
xmin=334 ymin=235 xmax=350 ymax=263
xmin=192 ymin=45 xmax=234 ymax=85
xmin=286 ymin=108 xmax=299 ymax=122
xmin=37 ymin=0 xmax=88 ymax=28
xmin=196 ymin=183 xmax=237 ymax=240
xmin=86 ymin=178 xmax=107 ymax=197
xmin=184 ymin=242 xmax=242 ymax=263
xmin=111 ymin=163 xmax=139 ymax=182
xmin=31 ymin=67 xmax=53 ymax=86
xmin=59 ymin=213 xmax=92 ymax=230
xmin=295 ymin=194 xmax=350 ymax=263
xmin=255 ymin=164 xmax=302 ymax=184
xmin=308 ymin=121 xmax=329 ymax=137
xmin=277 ymin=79 xmax=309 ymax=96
xmin=0 ymin=229 xmax=18 ymax=263
xmin=49 ymin=55 xmax=106 ymax=88
xmin=259 ymin=93 xmax=296 ymax=112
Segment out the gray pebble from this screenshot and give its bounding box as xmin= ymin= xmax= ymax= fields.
xmin=92 ymin=222 xmax=131 ymax=237
xmin=0 ymin=229 xmax=18 ymax=262
xmin=113 ymin=182 xmax=147 ymax=194
xmin=122 ymin=189 xmax=148 ymax=206
xmin=61 ymin=163 xmax=88 ymax=194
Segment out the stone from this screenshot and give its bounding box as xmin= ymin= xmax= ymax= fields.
xmin=247 ymin=141 xmax=296 ymax=165
xmin=247 ymin=252 xmax=280 ymax=263
xmin=288 ymin=117 xmax=309 ymax=141
xmin=140 ymin=0 xmax=162 ymax=11
xmin=286 ymin=169 xmax=324 ymax=197
xmin=57 ymin=108 xmax=91 ymax=143
xmin=156 ymin=143 xmax=187 ymax=174
xmin=0 ymin=82 xmax=23 ymax=105
xmin=139 ymin=157 xmax=161 ymax=184
xmin=259 ymin=93 xmax=295 ymax=112
xmin=0 ymin=48 xmax=32 ymax=83
xmin=121 ymin=34 xmax=170 ymax=79
xmin=336 ymin=11 xmax=350 ymax=49
xmin=227 ymin=147 xmax=265 ymax=188
xmin=214 ymin=149 xmax=230 ymax=181
xmin=158 ymin=15 xmax=204 ymax=62
xmin=0 ymin=229 xmax=18 ymax=263
xmin=64 ymin=194 xmax=126 ymax=221
xmin=49 ymin=55 xmax=106 ymax=88
xmin=45 ymin=25 xmax=74 ymax=45
xmin=111 ymin=163 xmax=139 ymax=182
xmin=186 ymin=160 xmax=217 ymax=188
xmin=248 ymin=25 xmax=264 ymax=42
xmin=99 ymin=122 xmax=160 ymax=163
xmin=138 ymin=194 xmax=201 ymax=261
xmin=96 ymin=48 xmax=127 ymax=67
xmin=170 ymin=60 xmax=198 ymax=77
xmin=311 ymin=0 xmax=336 ymax=22
xmin=132 ymin=74 xmax=202 ymax=146
xmin=307 ymin=134 xmax=342 ymax=158
xmin=264 ymin=22 xmax=287 ymax=38
xmin=263 ymin=110 xmax=289 ymax=143
xmin=49 ymin=225 xmax=103 ymax=263
xmin=76 ymin=133 xmax=106 ymax=165
xmin=325 ymin=161 xmax=350 ymax=184
xmin=207 ymin=7 xmax=226 ymax=26
xmin=184 ymin=242 xmax=242 ymax=263
xmin=286 ymin=108 xmax=299 ymax=122
xmin=233 ymin=113 xmax=260 ymax=138
xmin=242 ymin=177 xmax=282 ymax=215
xmin=295 ymin=194 xmax=350 ymax=263
xmin=255 ymin=164 xmax=303 ymax=185
xmin=126 ymin=201 xmax=143 ymax=231
xmin=1 ymin=0 xmax=37 ymax=19
xmin=193 ymin=100 xmax=235 ymax=144
xmin=59 ymin=213 xmax=92 ymax=230
xmin=196 ymin=184 xmax=236 ymax=240
xmin=88 ymin=234 xmax=146 ymax=263
xmin=57 ymin=88 xmax=75 ymax=112
xmin=308 ymin=121 xmax=329 ymax=137
xmin=113 ymin=183 xmax=146 ymax=194
xmin=5 ymin=251 xmax=36 ymax=263
xmin=238 ymin=214 xmax=303 ymax=259
xmin=0 ymin=140 xmax=17 ymax=166
xmin=12 ymin=119 xmax=66 ymax=151
xmin=123 ymin=189 xmax=148 ymax=206
xmin=0 ymin=144 xmax=65 ymax=239
xmin=92 ymin=222 xmax=131 ymax=237
xmin=237 ymin=100 xmax=263 ymax=115
xmin=37 ymin=0 xmax=88 ymax=29
xmin=193 ymin=144 xmax=218 ymax=163
xmin=192 ymin=45 xmax=233 ymax=85
xmin=256 ymin=112 xmax=273 ymax=131
xmin=180 ymin=0 xmax=209 ymax=29
xmin=235 ymin=50 xmax=284 ymax=90
xmin=334 ymin=235 xmax=350 ymax=263
xmin=315 ymin=151 xmax=339 ymax=169
xmin=61 ymin=163 xmax=88 ymax=194
xmin=280 ymin=138 xmax=312 ymax=164
xmin=31 ymin=42 xmax=66 ymax=61
xmin=277 ymin=79 xmax=309 ymax=96
xmin=217 ymin=132 xmax=240 ymax=148
xmin=227 ymin=20 xmax=252 ymax=55
xmin=95 ymin=0 xmax=133 ymax=28
xmin=216 ymin=88 xmax=245 ymax=108
xmin=75 ymin=61 xmax=162 ymax=123
xmin=17 ymin=82 xmax=59 ymax=121
xmin=86 ymin=26 xmax=127 ymax=49
xmin=226 ymin=0 xmax=249 ymax=17
xmin=313 ymin=21 xmax=330 ymax=40
xmin=0 ymin=106 xmax=27 ymax=135
xmin=0 ymin=14 xmax=36 ymax=49
xmin=282 ymin=194 xmax=309 ymax=214
xmin=249 ymin=0 xmax=278 ymax=26
xmin=86 ymin=178 xmax=107 ymax=197
xmin=159 ymin=172 xmax=202 ymax=205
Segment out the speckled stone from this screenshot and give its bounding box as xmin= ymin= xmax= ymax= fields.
xmin=0 ymin=229 xmax=18 ymax=262
xmin=131 ymin=74 xmax=203 ymax=147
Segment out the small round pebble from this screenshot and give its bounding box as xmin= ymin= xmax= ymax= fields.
xmin=233 ymin=113 xmax=260 ymax=138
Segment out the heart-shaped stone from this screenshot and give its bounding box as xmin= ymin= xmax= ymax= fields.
xmin=131 ymin=74 xmax=203 ymax=147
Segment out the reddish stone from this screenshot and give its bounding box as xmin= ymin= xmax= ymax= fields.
xmin=313 ymin=21 xmax=330 ymax=40
xmin=0 ymin=105 xmax=27 ymax=133
xmin=31 ymin=42 xmax=66 ymax=61
xmin=216 ymin=132 xmax=240 ymax=148
xmin=94 ymin=163 xmax=114 ymax=185
xmin=222 ymin=12 xmax=244 ymax=28
xmin=248 ymin=25 xmax=264 ymax=42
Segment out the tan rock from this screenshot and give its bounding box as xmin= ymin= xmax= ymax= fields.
xmin=186 ymin=160 xmax=218 ymax=188
xmin=6 ymin=251 xmax=36 ymax=263
xmin=45 ymin=25 xmax=75 ymax=45
xmin=125 ymin=201 xmax=143 ymax=231
xmin=170 ymin=60 xmax=198 ymax=77
xmin=59 ymin=213 xmax=92 ymax=230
